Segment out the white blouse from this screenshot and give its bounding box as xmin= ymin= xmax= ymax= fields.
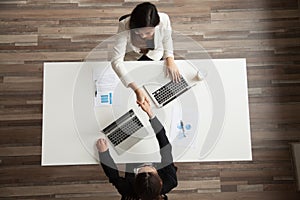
xmin=111 ymin=12 xmax=174 ymax=87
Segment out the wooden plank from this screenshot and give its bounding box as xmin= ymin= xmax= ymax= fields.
xmin=211 ymin=10 xmax=300 ymax=21
xmin=0 ymin=113 xmax=42 ymax=121
xmin=167 ymin=191 xmax=300 ymax=200
xmin=0 ymin=9 xmax=131 ymax=19
xmin=0 ymin=52 xmax=90 ymax=62
xmin=0 ymin=165 xmax=105 ymax=186
xmin=0 ymin=183 xmax=117 ymax=197
xmin=38 ymin=26 xmax=118 ymax=35
xmin=0 ymin=35 xmax=38 ymax=45
xmin=175 ymin=180 xmax=221 ymax=191
xmin=0 ymin=146 xmax=41 ymax=156
xmin=0 ymin=64 xmax=43 ymax=74
xmin=0 ymin=126 xmax=41 ymax=145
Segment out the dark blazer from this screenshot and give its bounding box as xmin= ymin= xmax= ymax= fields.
xmin=99 ymin=116 xmax=178 ymax=200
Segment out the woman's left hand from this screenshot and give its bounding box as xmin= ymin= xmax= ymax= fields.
xmin=96 ymin=138 xmax=108 ymax=153
xmin=165 ymin=57 xmax=181 ymax=82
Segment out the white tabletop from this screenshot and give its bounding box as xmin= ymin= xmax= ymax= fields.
xmin=42 ymin=59 xmax=252 ymax=165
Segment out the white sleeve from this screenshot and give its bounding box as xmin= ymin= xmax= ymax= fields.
xmin=111 ymin=21 xmax=134 ymax=87
xmin=162 ymin=14 xmax=174 ymax=59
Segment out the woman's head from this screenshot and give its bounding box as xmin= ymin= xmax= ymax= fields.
xmin=134 ymin=166 xmax=163 ymax=200
xmin=129 ymin=2 xmax=160 ymax=30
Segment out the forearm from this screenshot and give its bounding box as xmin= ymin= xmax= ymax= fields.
xmin=99 ymin=150 xmax=133 ymax=195
xmin=149 ymin=117 xmax=173 ymax=165
xmin=128 ymin=82 xmax=139 ymax=91
xmin=162 ymin=14 xmax=174 ymax=59
xmin=129 ymin=82 xmax=144 ymax=97
xmin=149 ymin=116 xmax=170 ymax=149
xmin=111 ymin=24 xmax=133 ymax=87
xmin=99 ymin=150 xmax=120 ymax=183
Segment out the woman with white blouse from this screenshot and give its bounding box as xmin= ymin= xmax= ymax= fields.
xmin=111 ymin=2 xmax=181 ymax=104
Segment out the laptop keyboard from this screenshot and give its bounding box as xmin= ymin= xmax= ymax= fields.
xmin=108 ymin=116 xmax=143 ymax=146
xmin=153 ymin=76 xmax=189 ymax=105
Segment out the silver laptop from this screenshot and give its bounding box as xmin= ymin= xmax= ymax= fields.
xmin=143 ymin=73 xmax=197 ymax=108
xmin=102 ymin=109 xmax=148 ymax=155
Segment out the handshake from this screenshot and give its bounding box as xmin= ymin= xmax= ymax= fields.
xmin=136 ymin=99 xmax=154 ymax=119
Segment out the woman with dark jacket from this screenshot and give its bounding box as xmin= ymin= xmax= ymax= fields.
xmin=97 ymin=100 xmax=178 ymax=200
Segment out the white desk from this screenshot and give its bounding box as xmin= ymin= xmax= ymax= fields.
xmin=42 ymin=59 xmax=252 ymax=166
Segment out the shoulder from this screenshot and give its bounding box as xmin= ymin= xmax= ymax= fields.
xmin=115 ymin=176 xmax=136 ymax=197
xmin=158 ymin=164 xmax=178 ymax=194
xmin=158 ymin=12 xmax=172 ymax=29
xmin=158 ymin=12 xmax=171 ymax=22
xmin=119 ymin=15 xmax=130 ymax=30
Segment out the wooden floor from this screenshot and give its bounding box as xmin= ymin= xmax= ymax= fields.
xmin=1 ymin=0 xmax=300 ymax=199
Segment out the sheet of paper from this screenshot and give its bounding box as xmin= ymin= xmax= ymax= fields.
xmin=93 ymin=67 xmax=119 ymax=107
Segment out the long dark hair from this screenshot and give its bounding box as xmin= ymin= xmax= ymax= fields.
xmin=128 ymin=2 xmax=159 ymax=50
xmin=134 ymin=172 xmax=163 ymax=200
xmin=129 ymin=2 xmax=160 ymax=29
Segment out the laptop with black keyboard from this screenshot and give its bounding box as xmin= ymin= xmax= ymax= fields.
xmin=102 ymin=109 xmax=148 ymax=154
xmin=143 ymin=75 xmax=196 ymax=107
